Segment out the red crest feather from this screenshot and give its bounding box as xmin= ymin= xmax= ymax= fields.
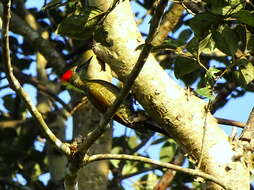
xmin=60 ymin=70 xmax=73 ymax=82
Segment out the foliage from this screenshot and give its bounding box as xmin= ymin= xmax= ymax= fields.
xmin=0 ymin=0 xmax=254 ymax=190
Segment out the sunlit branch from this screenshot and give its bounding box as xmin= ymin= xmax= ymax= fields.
xmin=84 ymin=153 xmax=228 ymax=189
xmin=79 ymin=0 xmax=169 ymax=155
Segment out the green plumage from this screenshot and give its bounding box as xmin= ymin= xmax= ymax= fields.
xmin=64 ymin=63 xmax=168 ymax=135
xmin=68 ymin=71 xmax=137 ymax=125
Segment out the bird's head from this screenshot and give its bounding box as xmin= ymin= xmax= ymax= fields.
xmin=60 ymin=56 xmax=93 ymax=85
xmin=60 ymin=69 xmax=74 ymax=82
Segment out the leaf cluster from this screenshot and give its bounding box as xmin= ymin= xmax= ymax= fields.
xmin=153 ymin=0 xmax=254 ymax=101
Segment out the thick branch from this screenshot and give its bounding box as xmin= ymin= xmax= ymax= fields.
xmin=93 ymin=0 xmax=250 ymax=189
xmin=152 ymin=3 xmax=184 ymax=46
xmin=78 ymin=0 xmax=169 ymax=155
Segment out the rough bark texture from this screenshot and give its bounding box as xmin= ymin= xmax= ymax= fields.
xmin=72 ymin=50 xmax=112 ymax=190
xmin=92 ymin=1 xmax=249 ymax=189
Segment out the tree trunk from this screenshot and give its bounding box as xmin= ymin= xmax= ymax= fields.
xmin=71 ymin=50 xmax=112 ymax=190
xmin=92 ymin=0 xmax=250 ymax=189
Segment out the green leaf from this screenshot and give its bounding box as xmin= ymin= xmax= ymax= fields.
xmin=159 ymin=139 xmax=176 ymax=163
xmin=188 ymin=13 xmax=221 ymax=36
xmin=212 ymin=30 xmax=230 ymax=55
xmin=56 ymin=6 xmax=105 ymax=40
xmin=178 ymin=29 xmax=193 ymax=42
xmin=122 ymin=161 xmax=138 ymax=176
xmin=222 ymin=27 xmax=239 ymax=54
xmin=136 ymin=173 xmax=158 ymax=190
xmin=206 ymin=0 xmax=228 ymax=15
xmin=3 ymin=94 xmax=16 ymax=113
xmin=83 ymin=6 xmax=105 ymax=29
xmin=247 ymin=30 xmax=254 ymax=51
xmin=220 ymin=0 xmax=244 ymax=15
xmin=204 ymin=67 xmax=220 ymax=86
xmin=233 ymin=10 xmax=254 ymax=27
xmin=128 ymin=136 xmax=139 ymax=149
xmin=198 ymin=33 xmax=215 ymax=54
xmin=206 ymin=67 xmax=220 ymax=80
xmin=212 ymin=27 xmax=239 ymax=55
xmin=56 ymin=15 xmax=90 ymax=40
xmin=238 ymin=59 xmax=254 ymax=85
xmin=181 ymin=72 xmax=200 ymax=86
xmin=42 ymin=0 xmax=66 ymax=10
xmin=110 ymin=146 xmax=123 ymax=167
xmin=195 ymin=86 xmax=214 ymax=99
xmin=186 ymin=36 xmax=199 ymax=54
xmin=17 ymin=58 xmax=33 ymax=70
xmin=32 ymin=164 xmax=42 ymax=180
xmin=146 ymin=173 xmax=158 ymax=190
xmin=161 ymin=39 xmax=185 ymax=48
xmin=234 ymin=25 xmax=247 ymax=52
xmin=174 ymin=56 xmax=199 ymax=79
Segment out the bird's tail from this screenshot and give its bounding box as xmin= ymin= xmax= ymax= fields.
xmin=130 ymin=110 xmax=169 ymax=136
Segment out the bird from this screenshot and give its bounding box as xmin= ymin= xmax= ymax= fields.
xmin=60 ymin=57 xmax=169 ymax=136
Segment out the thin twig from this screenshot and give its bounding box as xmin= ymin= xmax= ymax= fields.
xmin=120 ymin=166 xmax=159 ymax=180
xmin=0 ymin=119 xmax=25 ymax=128
xmin=68 ymin=96 xmax=89 ymax=116
xmin=0 ymin=84 xmax=9 ymax=90
xmin=84 ymin=153 xmax=228 ymax=190
xmin=0 ymin=2 xmax=65 ymax=74
xmin=210 ymin=82 xmax=237 ymax=113
xmin=130 ymin=133 xmax=154 ymax=154
xmin=1 ymin=0 xmax=70 ymax=156
xmin=14 ymin=70 xmax=72 ymax=112
xmin=216 ymin=117 xmax=245 ymax=128
xmin=197 ymin=103 xmax=209 ymax=169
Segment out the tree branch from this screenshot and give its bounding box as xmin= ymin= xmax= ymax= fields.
xmin=1 ymin=0 xmax=70 ymax=156
xmin=14 ymin=70 xmax=72 ymax=112
xmin=152 ymin=3 xmax=184 ymax=46
xmin=84 ymin=153 xmax=228 ymax=189
xmin=216 ymin=117 xmax=245 ymax=129
xmin=154 ymin=149 xmax=185 ymax=190
xmin=93 ymin=0 xmax=249 ymax=188
xmin=240 ymin=107 xmax=254 ymax=141
xmin=63 ymin=2 xmax=169 ymax=188
xmin=0 ymin=2 xmax=65 ymax=74
xmin=0 ymin=119 xmax=25 ymax=128
xmin=210 ymin=82 xmax=237 ymax=114
xmin=78 ymin=0 xmax=169 ymax=155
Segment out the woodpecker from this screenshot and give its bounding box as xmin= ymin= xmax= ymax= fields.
xmin=60 ymin=57 xmax=168 ymax=135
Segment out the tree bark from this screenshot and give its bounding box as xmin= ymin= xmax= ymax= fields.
xmin=92 ymin=1 xmax=250 ymax=189
xmin=72 ymin=50 xmax=112 ymax=190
